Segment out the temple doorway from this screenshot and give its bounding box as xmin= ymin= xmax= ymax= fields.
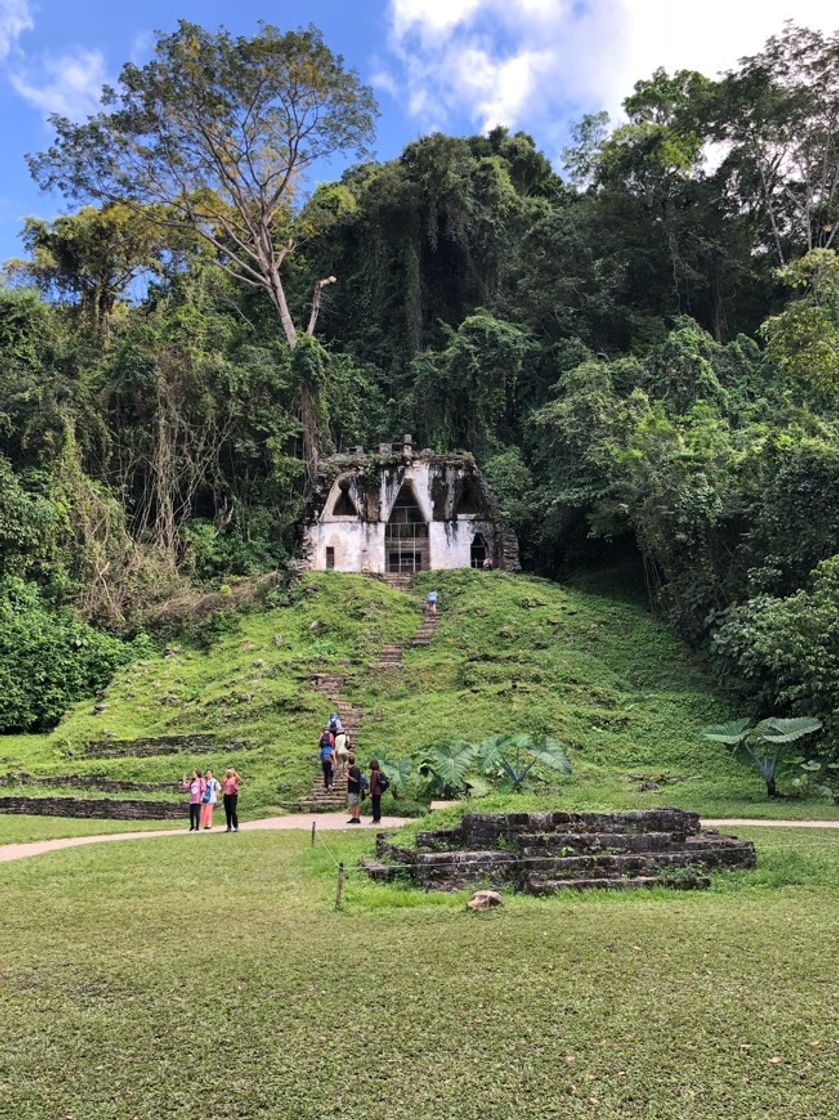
xmin=470 ymin=533 xmax=488 ymax=568
xmin=386 ymin=483 xmax=429 ymax=573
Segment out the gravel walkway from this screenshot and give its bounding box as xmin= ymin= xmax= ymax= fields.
xmin=0 ymin=812 xmax=412 ymax=864
xmin=1 ymin=814 xmax=837 ymax=865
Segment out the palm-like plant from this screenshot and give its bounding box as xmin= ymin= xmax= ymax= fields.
xmin=476 ymin=733 xmax=572 ymax=792
xmin=700 ymin=716 xmax=822 ymax=798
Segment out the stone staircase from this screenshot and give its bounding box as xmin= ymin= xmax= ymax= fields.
xmin=381 ymin=573 xmax=414 ymax=591
xmin=296 ymin=599 xmax=442 ymax=811
xmin=364 ymin=809 xmax=756 ymax=892
xmin=411 ymin=609 xmax=441 ymax=647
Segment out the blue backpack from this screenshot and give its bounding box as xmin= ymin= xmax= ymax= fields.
xmin=320 ymin=744 xmax=333 ymax=762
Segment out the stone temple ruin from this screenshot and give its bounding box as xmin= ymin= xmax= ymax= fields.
xmin=303 ymin=436 xmax=520 ymax=575
xmin=364 ymin=809 xmax=756 ymax=892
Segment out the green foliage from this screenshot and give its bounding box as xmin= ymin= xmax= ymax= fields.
xmin=760 ymin=250 xmax=839 ymax=391
xmin=700 ymin=715 xmax=822 ymax=797
xmin=417 ymin=739 xmax=476 ymax=796
xmin=411 ymin=313 xmax=537 ymax=455
xmin=475 ymin=732 xmax=572 ymax=792
xmin=0 ymin=579 xmax=148 ymax=732
xmin=28 ymin=21 xmax=377 ymax=342
xmin=713 ymin=555 xmax=839 ymax=754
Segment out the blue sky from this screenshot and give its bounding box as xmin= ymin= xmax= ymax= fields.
xmin=0 ymin=0 xmax=835 ymax=264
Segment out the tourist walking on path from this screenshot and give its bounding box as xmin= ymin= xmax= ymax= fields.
xmin=334 ymin=728 xmax=349 ymax=777
xmin=346 ymin=755 xmax=362 ymax=824
xmin=320 ymin=728 xmax=336 ymax=791
xmin=200 ymin=769 xmax=221 ymax=829
xmin=426 ymin=589 xmax=438 ymax=614
xmin=369 ymin=760 xmax=387 ymax=825
xmin=182 ymin=769 xmax=205 ymax=832
xmin=223 ymin=768 xmax=241 ymax=832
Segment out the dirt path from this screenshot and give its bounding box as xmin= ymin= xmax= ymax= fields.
xmin=703 ymin=818 xmax=839 ymax=829
xmin=2 ymin=814 xmax=837 ymax=866
xmin=0 ymin=812 xmax=412 ymax=864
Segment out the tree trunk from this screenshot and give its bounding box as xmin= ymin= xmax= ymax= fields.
xmin=766 ymin=776 xmax=779 ymax=798
xmin=299 ymin=383 xmax=320 ymax=488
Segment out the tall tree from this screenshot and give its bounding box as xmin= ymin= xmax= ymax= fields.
xmin=5 ymin=204 xmax=168 ymax=336
xmin=717 ymin=23 xmax=839 ymax=263
xmin=28 ymin=20 xmax=378 ymax=478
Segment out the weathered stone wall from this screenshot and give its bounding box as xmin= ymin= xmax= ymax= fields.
xmin=0 ymin=796 xmax=184 ymax=820
xmin=81 ymin=734 xmax=250 ymax=759
xmin=0 ymin=773 xmax=177 ymax=793
xmin=364 ymin=809 xmax=755 ymax=893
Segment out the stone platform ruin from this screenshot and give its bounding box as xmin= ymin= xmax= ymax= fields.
xmin=364 ymin=809 xmax=755 ymax=893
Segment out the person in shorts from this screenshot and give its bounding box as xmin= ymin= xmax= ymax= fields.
xmin=346 ymin=755 xmax=361 ymax=824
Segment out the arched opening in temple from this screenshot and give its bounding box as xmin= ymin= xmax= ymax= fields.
xmin=386 ymin=482 xmax=429 ymax=573
xmin=332 ymin=479 xmax=359 ymax=517
xmin=470 ymin=533 xmax=488 ymax=568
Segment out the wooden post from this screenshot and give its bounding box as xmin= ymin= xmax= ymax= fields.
xmin=311 ymin=820 xmax=317 ymax=848
xmin=335 ymin=861 xmax=345 ymax=909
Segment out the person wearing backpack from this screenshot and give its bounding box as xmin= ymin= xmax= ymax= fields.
xmin=328 ymin=711 xmax=343 ymax=735
xmin=319 ymin=728 xmax=336 ymax=791
xmin=369 ymin=759 xmax=389 ymax=825
xmin=346 ymin=755 xmax=362 ymax=824
xmin=426 ymin=589 xmax=439 ymax=614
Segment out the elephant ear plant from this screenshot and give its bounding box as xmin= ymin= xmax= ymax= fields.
xmin=475 ymin=733 xmax=572 ymax=793
xmin=700 ymin=716 xmax=822 ymax=798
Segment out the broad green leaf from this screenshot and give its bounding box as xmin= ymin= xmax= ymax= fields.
xmin=757 ymin=717 xmax=823 ymax=744
xmin=529 ymin=739 xmax=573 ymax=774
xmin=378 ymin=756 xmax=412 ymax=790
xmin=699 ymin=718 xmax=752 ymax=745
xmin=427 ymin=740 xmax=475 ymax=788
xmin=464 ymin=775 xmax=491 ymax=798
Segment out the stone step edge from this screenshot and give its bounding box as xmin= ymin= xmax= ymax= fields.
xmin=524 ymin=875 xmax=712 ymax=893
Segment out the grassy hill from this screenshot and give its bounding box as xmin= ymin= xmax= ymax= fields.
xmin=0 ymin=567 xmax=835 ymax=825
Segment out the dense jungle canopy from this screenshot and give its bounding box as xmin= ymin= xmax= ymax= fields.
xmin=2 ymin=19 xmax=839 ymax=772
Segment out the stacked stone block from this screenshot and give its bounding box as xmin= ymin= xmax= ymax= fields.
xmin=364 ymin=809 xmax=755 ymax=893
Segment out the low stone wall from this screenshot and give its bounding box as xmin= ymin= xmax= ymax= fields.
xmin=365 ymin=809 xmax=756 ymax=893
xmin=0 ymin=795 xmax=185 ymax=820
xmin=80 ymin=734 xmax=251 ymax=759
xmin=0 ymin=773 xmax=178 ymax=793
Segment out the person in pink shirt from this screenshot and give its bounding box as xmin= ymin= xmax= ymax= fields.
xmin=200 ymin=769 xmax=221 ymax=829
xmin=222 ymin=768 xmax=241 ymax=832
xmin=181 ymin=769 xmax=205 ymax=832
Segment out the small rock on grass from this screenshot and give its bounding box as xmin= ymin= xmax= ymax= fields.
xmin=466 ymin=890 xmax=503 ymax=911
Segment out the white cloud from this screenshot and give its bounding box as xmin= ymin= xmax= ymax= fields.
xmin=10 ymin=46 xmax=107 ymax=119
xmin=0 ymin=0 xmax=32 ymax=61
xmin=385 ymin=0 xmax=839 ymax=147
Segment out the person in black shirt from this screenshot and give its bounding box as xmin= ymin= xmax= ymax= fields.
xmin=346 ymin=755 xmax=361 ymax=824
xmin=369 ymin=759 xmax=383 ymax=824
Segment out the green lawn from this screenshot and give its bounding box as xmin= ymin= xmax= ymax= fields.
xmin=1 ymin=826 xmax=837 ymax=1118
xmin=0 ymin=814 xmax=175 ymax=845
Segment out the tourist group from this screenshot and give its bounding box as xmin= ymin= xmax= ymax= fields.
xmin=182 ymin=768 xmax=241 ymax=831
xmin=318 ymin=710 xmax=390 ymax=825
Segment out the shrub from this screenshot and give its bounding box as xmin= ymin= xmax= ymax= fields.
xmin=0 ymin=578 xmax=149 ymax=732
xmin=712 ymin=554 xmax=839 ymax=757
